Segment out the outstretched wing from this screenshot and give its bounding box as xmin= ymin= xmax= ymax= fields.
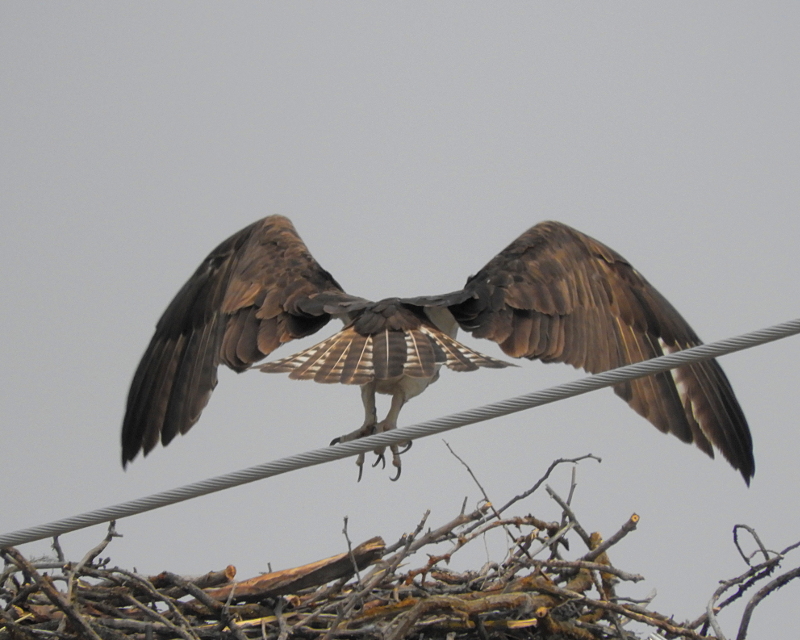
xmin=121 ymin=215 xmax=360 ymax=466
xmin=426 ymin=221 xmax=754 ymax=483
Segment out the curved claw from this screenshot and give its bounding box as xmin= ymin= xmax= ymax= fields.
xmin=397 ymin=440 xmax=413 ymax=455
xmin=390 ymin=463 xmax=402 ymax=482
xmin=372 ymin=452 xmax=386 ymax=469
xmin=356 ymin=452 xmax=365 ymax=482
xmin=330 ymin=436 xmax=341 ymax=446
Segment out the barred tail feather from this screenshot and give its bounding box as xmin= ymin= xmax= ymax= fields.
xmin=257 ymin=325 xmax=511 ymax=384
xmin=257 ymin=329 xmax=374 ymax=385
xmin=420 ymin=327 xmax=511 ymax=372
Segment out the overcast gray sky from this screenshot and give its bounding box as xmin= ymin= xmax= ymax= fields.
xmin=2 ymin=3 xmax=799 ymax=637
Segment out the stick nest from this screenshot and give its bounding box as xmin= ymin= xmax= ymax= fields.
xmin=2 ymin=456 xmax=798 ymax=640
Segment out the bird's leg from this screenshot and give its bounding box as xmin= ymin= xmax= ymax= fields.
xmin=372 ymin=392 xmax=410 ymax=481
xmin=330 ymin=383 xmax=378 ymax=480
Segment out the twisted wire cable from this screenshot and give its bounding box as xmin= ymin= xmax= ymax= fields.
xmin=2 ymin=317 xmax=799 ymax=549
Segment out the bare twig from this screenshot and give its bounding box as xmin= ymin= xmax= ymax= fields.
xmin=690 ymin=535 xmax=800 ymax=634
xmin=736 ymin=565 xmax=800 ymax=640
xmin=1 ymin=547 xmax=105 ymax=640
xmin=342 ymin=516 xmax=362 ymax=586
xmin=537 ymin=558 xmax=644 ymax=583
xmin=465 ymin=454 xmax=601 ymax=535
xmin=444 ymin=441 xmax=534 ymax=564
xmin=275 ymin=596 xmax=290 ymax=640
xmin=65 ymin=521 xmax=120 ymax=606
xmin=733 ymin=525 xmax=771 ymax=565
xmin=546 ymin=484 xmax=592 ymax=547
xmin=780 ymin=539 xmax=800 ymax=556
xmin=696 ymin=555 xmax=782 ymax=632
xmin=121 ymin=592 xmax=200 ymax=640
xmin=705 ymin=594 xmax=728 ymax=640
xmin=580 ymin=514 xmax=640 ymax=563
xmin=164 ymin=571 xmax=224 ymax=612
xmin=51 ymin=535 xmax=65 ymax=564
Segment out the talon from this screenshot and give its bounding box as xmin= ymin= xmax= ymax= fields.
xmin=390 ymin=455 xmax=402 ymax=481
xmin=372 ymin=451 xmax=386 ymax=469
xmin=397 ymin=440 xmax=413 ymax=455
xmin=356 ymin=452 xmax=365 ymax=482
xmin=389 ymin=445 xmax=404 ymax=481
xmin=334 ymin=418 xmax=379 ymax=481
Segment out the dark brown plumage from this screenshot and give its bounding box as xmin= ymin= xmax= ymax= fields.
xmin=122 ymin=216 xmax=754 ymax=483
xmin=442 ymin=222 xmax=753 ymax=481
xmin=121 ymin=217 xmax=350 ymax=465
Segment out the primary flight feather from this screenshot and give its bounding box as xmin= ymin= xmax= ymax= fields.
xmin=122 ymin=216 xmax=754 ymax=483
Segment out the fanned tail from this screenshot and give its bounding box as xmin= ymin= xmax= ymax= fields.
xmin=257 ymin=325 xmax=511 ymax=385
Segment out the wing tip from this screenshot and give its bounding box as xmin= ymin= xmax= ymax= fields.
xmin=120 ymin=433 xmax=141 ymax=469
xmin=736 ymin=454 xmax=755 ymax=487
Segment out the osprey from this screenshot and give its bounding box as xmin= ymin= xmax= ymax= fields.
xmin=121 ymin=216 xmax=754 ymax=483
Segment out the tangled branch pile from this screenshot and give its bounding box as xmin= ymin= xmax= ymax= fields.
xmin=2 ymin=457 xmax=798 ymax=640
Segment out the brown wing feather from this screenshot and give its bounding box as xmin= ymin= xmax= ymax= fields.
xmin=448 ymin=221 xmax=754 ymax=483
xmin=121 ymin=216 xmax=355 ymax=466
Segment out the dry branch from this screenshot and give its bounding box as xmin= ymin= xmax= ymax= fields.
xmin=2 ymin=464 xmax=797 ymax=640
xmin=205 ymin=537 xmax=385 ymax=603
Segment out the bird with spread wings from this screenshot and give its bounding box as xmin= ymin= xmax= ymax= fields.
xmin=121 ymin=216 xmax=754 ymax=483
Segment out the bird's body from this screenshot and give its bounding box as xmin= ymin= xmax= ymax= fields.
xmin=122 ymin=216 xmax=755 ymax=483
xmin=258 ymin=296 xmax=509 ymax=475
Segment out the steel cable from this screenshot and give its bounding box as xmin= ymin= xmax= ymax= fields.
xmin=2 ymin=317 xmax=799 ymax=549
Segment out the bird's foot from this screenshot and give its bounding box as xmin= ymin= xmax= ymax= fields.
xmin=330 ymin=423 xmax=377 ymax=446
xmin=372 ymin=440 xmax=413 ymax=478
xmin=329 ymin=421 xmax=412 ymax=481
xmin=330 ymin=422 xmax=378 ymax=482
xmin=371 ymin=420 xmax=412 ymax=482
